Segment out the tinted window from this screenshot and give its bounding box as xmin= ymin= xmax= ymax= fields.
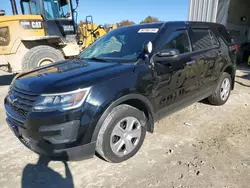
xmin=163 ymin=30 xmax=191 ymax=54
xmin=209 ymin=30 xmax=219 ymax=47
xmin=80 ymin=26 xmax=159 ymax=62
xmin=217 ymin=26 xmax=233 ymax=44
xmin=192 ymin=29 xmax=218 ymax=51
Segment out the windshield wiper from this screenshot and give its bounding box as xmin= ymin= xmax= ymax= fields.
xmin=84 ymin=57 xmax=109 ymax=62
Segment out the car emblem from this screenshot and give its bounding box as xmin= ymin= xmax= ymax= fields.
xmin=9 ymin=95 xmax=18 ymax=104
xmin=12 ymin=98 xmax=18 ymax=104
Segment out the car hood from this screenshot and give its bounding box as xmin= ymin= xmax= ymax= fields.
xmin=13 ymin=59 xmax=134 ymax=93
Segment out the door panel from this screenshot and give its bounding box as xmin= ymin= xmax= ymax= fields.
xmin=44 ymin=20 xmax=76 ymax=42
xmin=190 ymin=28 xmax=224 ymax=90
xmin=152 ymin=28 xmax=198 ymax=111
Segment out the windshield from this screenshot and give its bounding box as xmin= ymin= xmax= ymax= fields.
xmin=80 ymin=26 xmax=160 ymax=62
xmin=43 ymin=0 xmax=72 ymax=19
xmin=21 ymin=0 xmax=72 ymax=19
xmin=22 ymin=0 xmax=41 ymax=14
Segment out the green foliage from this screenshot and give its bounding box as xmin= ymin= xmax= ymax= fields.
xmin=117 ymin=20 xmax=135 ymax=27
xmin=140 ymin=16 xmax=160 ymax=24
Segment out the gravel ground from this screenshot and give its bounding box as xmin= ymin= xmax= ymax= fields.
xmin=0 ymin=67 xmax=250 ymax=188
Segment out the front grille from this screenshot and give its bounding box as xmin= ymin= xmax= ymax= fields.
xmin=0 ymin=27 xmax=10 ymax=46
xmin=8 ymin=86 xmax=39 ymax=119
xmin=9 ymin=102 xmax=28 ymax=118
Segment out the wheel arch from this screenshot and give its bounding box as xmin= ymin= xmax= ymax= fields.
xmin=91 ymin=94 xmax=155 ymax=143
xmin=222 ymin=65 xmax=235 ymax=90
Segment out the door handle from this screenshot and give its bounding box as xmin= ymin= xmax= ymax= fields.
xmin=186 ymin=60 xmax=195 ymax=65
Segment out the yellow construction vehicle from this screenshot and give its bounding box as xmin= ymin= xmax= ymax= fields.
xmin=79 ymin=16 xmax=117 ymax=48
xmin=0 ymin=0 xmax=113 ymax=73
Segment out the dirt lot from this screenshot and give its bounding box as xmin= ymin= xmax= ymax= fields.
xmin=0 ymin=67 xmax=250 ymax=188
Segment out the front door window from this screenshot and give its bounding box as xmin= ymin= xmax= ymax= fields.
xmin=163 ymin=30 xmax=191 ymax=54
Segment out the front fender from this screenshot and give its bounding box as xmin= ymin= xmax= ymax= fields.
xmin=80 ymin=70 xmax=154 ymax=144
xmin=90 ymin=93 xmax=154 ymax=143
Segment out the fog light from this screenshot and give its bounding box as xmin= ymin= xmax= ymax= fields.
xmin=39 ymin=120 xmax=80 ymax=144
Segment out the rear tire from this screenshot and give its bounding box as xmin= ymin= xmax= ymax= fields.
xmin=22 ymin=45 xmax=64 ymax=70
xmin=96 ymin=104 xmax=147 ymax=163
xmin=208 ymin=72 xmax=232 ymax=105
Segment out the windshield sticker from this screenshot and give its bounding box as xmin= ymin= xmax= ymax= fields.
xmin=138 ymin=28 xmax=159 ymax=33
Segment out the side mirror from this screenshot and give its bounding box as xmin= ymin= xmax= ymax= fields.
xmin=143 ymin=41 xmax=153 ymax=54
xmin=154 ymin=49 xmax=180 ymax=61
xmin=0 ymin=10 xmax=5 ymax=16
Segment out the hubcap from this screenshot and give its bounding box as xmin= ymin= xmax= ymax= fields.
xmin=38 ymin=58 xmax=54 ymax=66
xmin=220 ymin=78 xmax=230 ymax=101
xmin=110 ymin=117 xmax=142 ymax=156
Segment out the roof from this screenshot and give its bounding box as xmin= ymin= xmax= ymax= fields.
xmin=116 ymin=21 xmax=225 ymax=31
xmin=119 ymin=22 xmax=165 ymax=29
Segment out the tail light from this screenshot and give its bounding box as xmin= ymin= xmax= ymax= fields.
xmin=234 ymin=44 xmax=239 ymax=52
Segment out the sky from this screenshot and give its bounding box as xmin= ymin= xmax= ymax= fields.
xmin=2 ymin=0 xmax=190 ymax=24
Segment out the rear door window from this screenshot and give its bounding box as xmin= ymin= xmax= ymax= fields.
xmin=209 ymin=30 xmax=219 ymax=47
xmin=217 ymin=26 xmax=233 ymax=44
xmin=192 ymin=29 xmax=219 ymax=51
xmin=162 ymin=30 xmax=192 ymax=54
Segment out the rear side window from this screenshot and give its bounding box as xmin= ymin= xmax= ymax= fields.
xmin=192 ymin=29 xmax=219 ymax=51
xmin=209 ymin=30 xmax=219 ymax=47
xmin=162 ymin=30 xmax=191 ymax=54
xmin=217 ymin=26 xmax=233 ymax=44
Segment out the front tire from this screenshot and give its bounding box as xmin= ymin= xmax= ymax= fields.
xmin=22 ymin=45 xmax=64 ymax=70
xmin=208 ymin=72 xmax=232 ymax=105
xmin=96 ymin=104 xmax=147 ymax=163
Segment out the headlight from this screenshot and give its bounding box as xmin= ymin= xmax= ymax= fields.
xmin=33 ymin=88 xmax=91 ymax=112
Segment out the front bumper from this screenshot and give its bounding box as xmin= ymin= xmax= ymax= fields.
xmin=4 ymin=97 xmax=96 ymax=161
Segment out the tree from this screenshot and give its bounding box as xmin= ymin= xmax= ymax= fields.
xmin=140 ymin=16 xmax=160 ymax=24
xmin=117 ymin=20 xmax=135 ymax=27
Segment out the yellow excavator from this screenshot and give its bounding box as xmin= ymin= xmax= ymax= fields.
xmin=0 ymin=0 xmax=116 ymax=73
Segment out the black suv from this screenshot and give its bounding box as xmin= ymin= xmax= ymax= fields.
xmin=4 ymin=22 xmax=236 ymax=163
